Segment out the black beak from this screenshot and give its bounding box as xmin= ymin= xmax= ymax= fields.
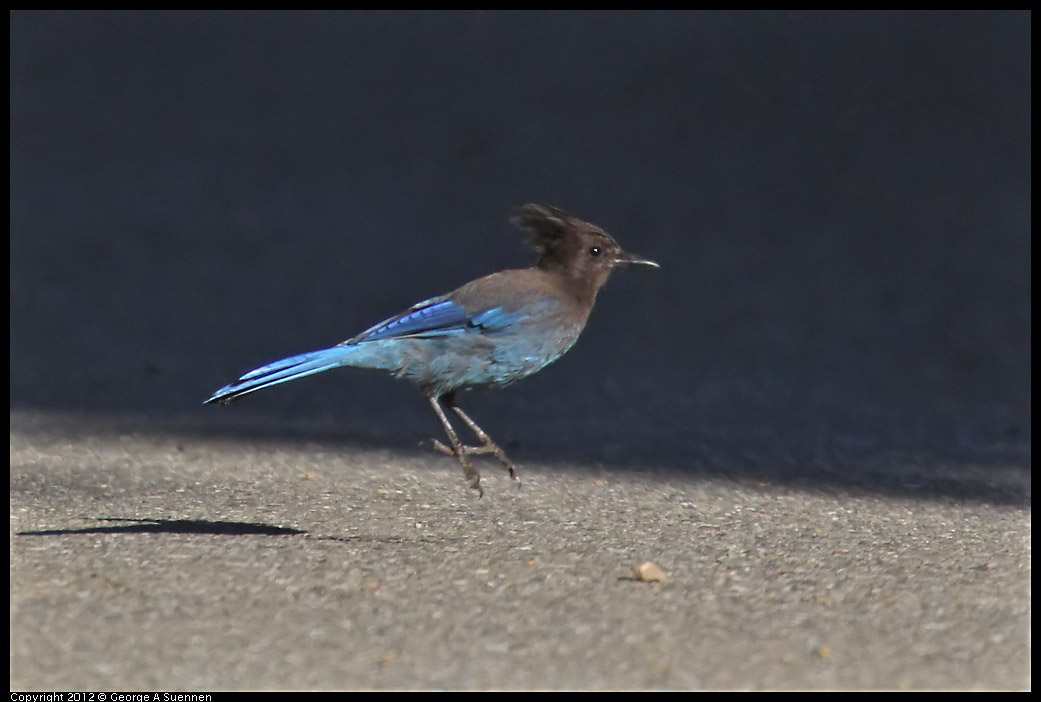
xmin=612 ymin=250 xmax=660 ymax=268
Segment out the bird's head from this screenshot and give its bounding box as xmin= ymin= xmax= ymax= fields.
xmin=510 ymin=204 xmax=658 ymax=297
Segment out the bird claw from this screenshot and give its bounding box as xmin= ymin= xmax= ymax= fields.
xmin=426 ymin=438 xmax=520 ymax=484
xmin=425 ymin=438 xmax=455 ymax=456
xmin=427 ymin=438 xmax=494 ymax=456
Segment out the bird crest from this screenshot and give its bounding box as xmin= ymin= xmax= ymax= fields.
xmin=509 ymin=203 xmax=608 ymax=255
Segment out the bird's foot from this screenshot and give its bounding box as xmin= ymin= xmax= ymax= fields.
xmin=428 ymin=438 xmax=520 ymax=486
xmin=420 ymin=439 xmax=484 ymax=497
xmin=429 ymin=438 xmax=496 ymax=456
xmin=468 ymin=473 xmax=484 ymax=499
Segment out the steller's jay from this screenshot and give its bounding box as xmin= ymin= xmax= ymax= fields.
xmin=205 ymin=204 xmax=658 ymax=496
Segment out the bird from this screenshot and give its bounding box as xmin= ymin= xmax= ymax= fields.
xmin=205 ymin=204 xmax=658 ymax=496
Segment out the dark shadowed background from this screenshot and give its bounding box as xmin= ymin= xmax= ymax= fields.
xmin=10 ymin=10 xmax=1029 ymax=501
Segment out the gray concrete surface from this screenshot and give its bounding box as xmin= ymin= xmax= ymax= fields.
xmin=10 ymin=11 xmax=1030 ymax=690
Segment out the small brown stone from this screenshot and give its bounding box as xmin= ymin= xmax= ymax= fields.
xmin=632 ymin=561 xmax=667 ymax=582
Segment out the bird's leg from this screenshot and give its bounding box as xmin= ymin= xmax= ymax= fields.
xmin=433 ymin=394 xmax=520 ymax=485
xmin=426 ymin=393 xmax=483 ymax=497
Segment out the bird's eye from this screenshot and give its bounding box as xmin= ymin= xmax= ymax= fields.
xmin=588 ymin=246 xmax=602 ymax=257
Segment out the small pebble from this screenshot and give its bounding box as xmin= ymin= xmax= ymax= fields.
xmin=632 ymin=561 xmax=667 ymax=582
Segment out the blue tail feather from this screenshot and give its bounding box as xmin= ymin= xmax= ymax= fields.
xmin=204 ymin=347 xmax=354 ymax=405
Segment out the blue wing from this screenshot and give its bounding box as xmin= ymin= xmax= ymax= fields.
xmin=345 ymin=296 xmax=546 ymax=345
xmin=347 ymin=297 xmax=464 ymax=343
xmin=343 ymin=280 xmax=568 ymax=346
xmin=345 ymin=298 xmax=478 ymax=344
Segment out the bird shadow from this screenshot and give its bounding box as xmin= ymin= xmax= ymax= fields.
xmin=16 ymin=517 xmax=306 ymax=537
xmin=14 ymin=517 xmax=462 ymax=546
